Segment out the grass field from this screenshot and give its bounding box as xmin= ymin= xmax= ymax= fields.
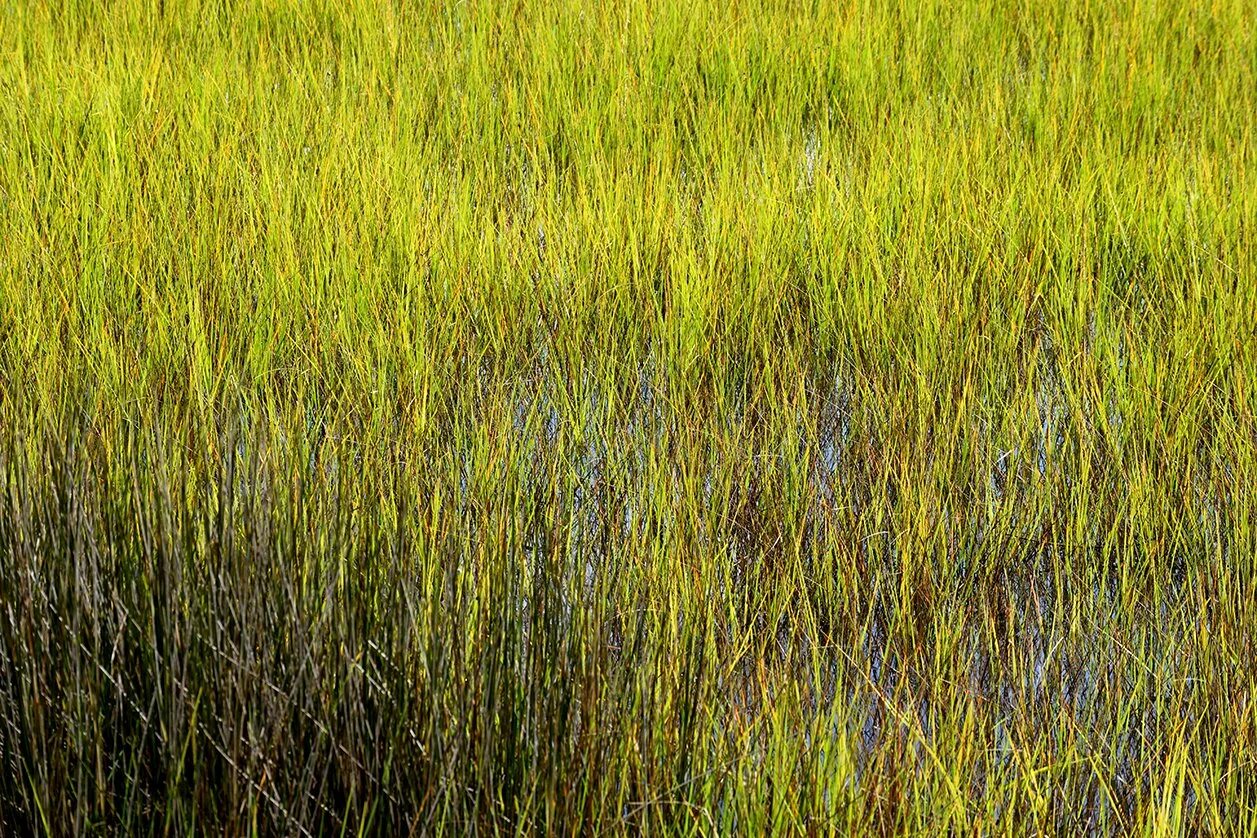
xmin=1 ymin=0 xmax=1255 ymax=833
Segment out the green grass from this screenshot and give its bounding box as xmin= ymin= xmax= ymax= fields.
xmin=1 ymin=0 xmax=1255 ymax=832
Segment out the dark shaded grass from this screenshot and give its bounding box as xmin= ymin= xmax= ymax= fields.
xmin=1 ymin=397 xmax=1254 ymax=834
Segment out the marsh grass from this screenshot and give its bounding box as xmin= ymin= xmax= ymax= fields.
xmin=1 ymin=0 xmax=1256 ymax=833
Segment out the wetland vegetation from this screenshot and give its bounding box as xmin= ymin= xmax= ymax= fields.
xmin=1 ymin=0 xmax=1255 ymax=833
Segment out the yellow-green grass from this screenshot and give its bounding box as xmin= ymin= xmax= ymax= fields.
xmin=1 ymin=0 xmax=1255 ymax=833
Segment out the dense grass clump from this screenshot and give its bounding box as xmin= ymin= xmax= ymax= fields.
xmin=1 ymin=0 xmax=1255 ymax=833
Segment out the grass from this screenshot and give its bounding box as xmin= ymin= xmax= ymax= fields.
xmin=1 ymin=0 xmax=1255 ymax=832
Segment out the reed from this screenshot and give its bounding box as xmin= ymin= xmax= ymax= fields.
xmin=1 ymin=0 xmax=1255 ymax=832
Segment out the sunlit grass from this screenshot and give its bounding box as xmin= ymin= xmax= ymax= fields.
xmin=1 ymin=0 xmax=1255 ymax=833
